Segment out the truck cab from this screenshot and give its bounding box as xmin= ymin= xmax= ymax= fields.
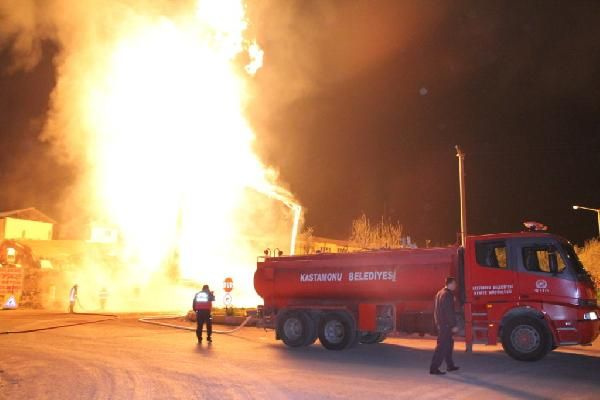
xmin=464 ymin=232 xmax=599 ymax=360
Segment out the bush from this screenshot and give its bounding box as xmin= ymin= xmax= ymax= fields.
xmin=577 ymin=238 xmax=600 ymax=298
xmin=349 ymin=213 xmax=405 ymax=250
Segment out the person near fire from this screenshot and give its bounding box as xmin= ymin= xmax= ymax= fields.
xmin=69 ymin=284 xmax=78 ymax=313
xmin=430 ymin=276 xmax=460 ymax=375
xmin=193 ymin=284 xmax=215 ymax=343
xmin=99 ymin=287 xmax=108 ymax=311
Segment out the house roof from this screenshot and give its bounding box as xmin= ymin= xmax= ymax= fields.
xmin=0 ymin=207 xmax=56 ymax=224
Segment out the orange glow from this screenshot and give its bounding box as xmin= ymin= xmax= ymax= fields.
xmin=62 ymin=0 xmax=299 ymax=309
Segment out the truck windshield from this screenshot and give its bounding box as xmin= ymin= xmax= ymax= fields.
xmin=561 ymin=243 xmax=592 ymax=281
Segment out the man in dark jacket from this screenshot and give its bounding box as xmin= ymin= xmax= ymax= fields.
xmin=193 ymin=284 xmax=215 ymax=343
xmin=430 ymin=277 xmax=460 ymax=375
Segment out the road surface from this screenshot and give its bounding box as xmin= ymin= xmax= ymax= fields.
xmin=1 ymin=311 xmax=599 ymax=399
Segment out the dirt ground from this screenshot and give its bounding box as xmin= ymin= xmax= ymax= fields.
xmin=1 ymin=310 xmax=599 ymax=399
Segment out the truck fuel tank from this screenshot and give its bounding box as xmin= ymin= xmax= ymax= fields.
xmin=254 ymin=246 xmax=458 ymax=304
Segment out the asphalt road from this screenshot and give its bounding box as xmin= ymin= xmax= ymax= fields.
xmin=1 ymin=311 xmax=599 ymax=400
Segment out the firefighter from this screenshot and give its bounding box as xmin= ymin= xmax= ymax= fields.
xmin=430 ymin=276 xmax=460 ymax=375
xmin=99 ymin=287 xmax=108 ymax=311
xmin=193 ymin=284 xmax=215 ymax=343
xmin=69 ymin=284 xmax=78 ymax=313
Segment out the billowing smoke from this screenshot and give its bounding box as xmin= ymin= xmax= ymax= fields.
xmin=0 ymin=0 xmax=300 ymax=311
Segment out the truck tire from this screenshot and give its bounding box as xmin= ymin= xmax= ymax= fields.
xmin=303 ymin=314 xmax=318 ymax=346
xmin=277 ymin=310 xmax=315 ymax=348
xmin=359 ymin=332 xmax=383 ymax=344
xmin=318 ymin=312 xmax=357 ymax=350
xmin=501 ymin=316 xmax=552 ymax=361
xmin=305 ymin=322 xmax=319 ymax=346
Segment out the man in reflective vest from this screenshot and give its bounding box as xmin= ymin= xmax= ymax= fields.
xmin=193 ymin=284 xmax=215 ymax=343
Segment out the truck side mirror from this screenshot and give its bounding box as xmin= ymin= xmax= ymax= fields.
xmin=548 ymin=252 xmax=558 ymax=275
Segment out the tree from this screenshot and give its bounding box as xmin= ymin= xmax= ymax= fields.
xmin=298 ymin=226 xmax=315 ymax=254
xmin=577 ymin=238 xmax=600 ymax=294
xmin=349 ymin=213 xmax=404 ymax=250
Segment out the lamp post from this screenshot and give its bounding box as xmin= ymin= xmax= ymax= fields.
xmin=572 ymin=205 xmax=600 ymax=237
xmin=456 ymin=146 xmax=467 ymax=247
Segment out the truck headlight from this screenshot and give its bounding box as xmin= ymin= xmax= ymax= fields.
xmin=583 ymin=311 xmax=598 ymax=321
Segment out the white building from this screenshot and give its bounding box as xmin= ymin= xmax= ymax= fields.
xmin=0 ymin=207 xmax=55 ymax=241
xmin=89 ymin=222 xmax=119 ymax=243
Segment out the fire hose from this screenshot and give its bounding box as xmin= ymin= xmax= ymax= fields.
xmin=0 ymin=312 xmax=118 ymax=335
xmin=138 ymin=314 xmax=253 ymax=334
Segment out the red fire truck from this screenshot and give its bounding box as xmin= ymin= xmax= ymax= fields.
xmin=254 ymin=229 xmax=599 ymax=361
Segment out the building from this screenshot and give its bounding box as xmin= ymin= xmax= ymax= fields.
xmin=295 ymin=235 xmax=363 ymax=255
xmin=0 ymin=238 xmax=115 ymax=308
xmin=0 ymin=207 xmax=55 ymax=241
xmin=294 ymin=235 xmax=417 ymax=255
xmin=89 ymin=222 xmax=119 ymax=243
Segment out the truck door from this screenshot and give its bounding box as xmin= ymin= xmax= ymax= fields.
xmin=465 ymin=239 xmax=518 ymax=344
xmin=468 ymin=239 xmax=518 ymax=305
xmin=514 ymin=239 xmax=576 ymax=304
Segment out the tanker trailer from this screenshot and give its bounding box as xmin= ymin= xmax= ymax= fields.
xmin=254 ymin=230 xmax=600 ymax=361
xmin=254 ymin=246 xmax=459 ymax=350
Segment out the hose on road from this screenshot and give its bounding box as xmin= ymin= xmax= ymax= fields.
xmin=2 ymin=312 xmax=252 ymax=335
xmin=0 ymin=312 xmax=118 ymax=335
xmin=138 ymin=314 xmax=253 ymax=334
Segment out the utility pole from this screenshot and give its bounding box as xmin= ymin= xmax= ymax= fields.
xmin=456 ymin=146 xmax=467 ymax=247
xmin=456 ymin=145 xmax=472 ymax=353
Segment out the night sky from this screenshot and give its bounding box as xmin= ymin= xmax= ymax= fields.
xmin=1 ymin=0 xmax=599 ymax=245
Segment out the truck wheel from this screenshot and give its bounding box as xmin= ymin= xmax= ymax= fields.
xmin=277 ymin=311 xmax=314 ymax=348
xmin=501 ymin=316 xmax=551 ymax=361
xmin=376 ymin=333 xmax=387 ymax=343
xmin=359 ymin=332 xmax=383 ymax=344
xmin=303 ymin=314 xmax=318 ymax=346
xmin=305 ymin=331 xmax=318 ymax=346
xmin=305 ymin=322 xmax=319 ymax=346
xmin=318 ymin=312 xmax=357 ymax=350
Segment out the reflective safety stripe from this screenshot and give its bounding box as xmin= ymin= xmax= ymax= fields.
xmin=193 ymin=291 xmax=212 ymax=311
xmin=195 ymin=292 xmax=209 ymax=302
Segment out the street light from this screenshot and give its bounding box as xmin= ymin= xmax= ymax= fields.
xmin=572 ymin=205 xmax=600 ymax=237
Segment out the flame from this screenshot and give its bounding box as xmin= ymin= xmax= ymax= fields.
xmin=69 ymin=0 xmax=298 ymax=308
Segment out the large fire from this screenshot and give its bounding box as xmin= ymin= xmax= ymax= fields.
xmin=87 ymin=1 xmax=299 ymax=308
xmin=1 ymin=0 xmax=299 ymax=310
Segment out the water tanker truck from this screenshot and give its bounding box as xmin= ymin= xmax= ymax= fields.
xmin=254 ymin=229 xmax=599 ymax=360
